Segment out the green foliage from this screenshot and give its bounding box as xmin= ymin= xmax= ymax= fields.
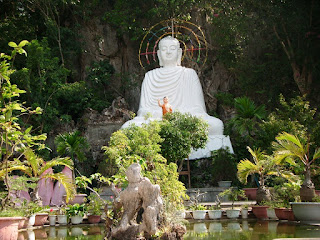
xmin=103 ymin=121 xmax=187 ymax=208
xmin=87 ymin=192 xmax=105 ymax=215
xmin=219 ymin=188 xmax=246 ymax=209
xmin=210 ymin=148 xmax=238 ymax=186
xmin=256 ymin=95 xmax=320 ymax=153
xmin=190 ymin=204 xmax=206 ymax=211
xmin=55 ymin=130 xmax=89 ymax=163
xmin=159 ymin=112 xmax=209 ymax=168
xmin=11 ymin=38 xmax=70 ymax=132
xmin=237 ymin=147 xmax=278 ymax=187
xmin=66 ymin=203 xmax=87 ymax=217
xmin=85 ymin=59 xmax=116 ymax=111
xmin=0 ymin=44 xmax=76 ymax=206
xmin=104 ymin=0 xmax=199 ymax=38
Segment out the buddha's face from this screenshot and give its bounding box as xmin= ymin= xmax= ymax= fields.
xmin=158 ymin=37 xmax=182 ymax=67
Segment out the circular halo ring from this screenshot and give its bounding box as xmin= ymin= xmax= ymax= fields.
xmin=139 ymin=19 xmax=208 ymax=69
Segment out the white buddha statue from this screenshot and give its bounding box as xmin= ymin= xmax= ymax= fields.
xmin=122 ymin=36 xmax=233 ymax=158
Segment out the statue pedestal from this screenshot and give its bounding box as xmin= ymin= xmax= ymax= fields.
xmin=189 ymin=135 xmax=233 ymax=160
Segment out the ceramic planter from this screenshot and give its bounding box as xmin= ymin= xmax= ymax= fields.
xmin=64 ymin=194 xmax=87 ymax=205
xmin=88 ymin=215 xmax=101 ymax=224
xmin=266 ymin=208 xmax=278 ymax=219
xmin=49 ymin=215 xmax=56 ymax=226
xmin=218 ymin=181 xmax=232 ymax=188
xmin=71 ymin=215 xmax=83 ymax=224
xmin=0 ymin=217 xmax=24 ymax=240
xmin=241 ymin=209 xmax=248 ymax=219
xmin=243 ymin=188 xmax=258 ymax=200
xmin=57 ymin=215 xmax=68 ymax=225
xmin=27 ymin=214 xmax=36 ymax=228
xmin=226 ymin=209 xmax=240 ymax=219
xmin=34 ymin=213 xmax=48 ymax=226
xmin=208 ymin=210 xmax=222 ymax=219
xmin=252 ymin=206 xmax=269 ymax=219
xmin=291 ymin=202 xmax=320 ymax=222
xmin=192 ymin=210 xmax=207 ymax=220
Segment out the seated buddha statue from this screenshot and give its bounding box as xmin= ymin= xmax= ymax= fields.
xmin=122 ymin=36 xmax=233 ymax=158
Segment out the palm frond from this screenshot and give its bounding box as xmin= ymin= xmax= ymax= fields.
xmin=39 ymin=157 xmax=73 ymax=175
xmin=237 ymin=159 xmax=259 ymax=184
xmin=24 ymin=148 xmax=43 ymax=177
xmin=41 ymin=172 xmax=76 ymax=203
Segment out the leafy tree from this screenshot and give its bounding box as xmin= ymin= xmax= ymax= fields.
xmin=0 ymin=40 xmax=74 ymax=207
xmin=226 ymin=96 xmax=266 ymax=159
xmin=103 ymin=121 xmax=187 ymax=208
xmin=11 ymin=38 xmax=70 ymax=132
xmin=159 ymin=112 xmax=209 ymax=171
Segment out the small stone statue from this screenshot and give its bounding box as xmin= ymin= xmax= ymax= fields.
xmin=111 ymin=163 xmax=163 ymax=239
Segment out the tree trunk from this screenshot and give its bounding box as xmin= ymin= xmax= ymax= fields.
xmin=300 ymin=166 xmax=315 ymax=202
xmin=256 ymin=185 xmax=271 ymax=205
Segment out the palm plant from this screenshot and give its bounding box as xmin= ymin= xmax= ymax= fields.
xmin=237 ymin=147 xmax=273 ymax=204
xmin=0 ymin=148 xmax=76 ymax=204
xmin=273 ymin=132 xmax=320 ymax=202
xmin=230 ymin=97 xmax=266 ymax=138
xmin=55 ymin=130 xmax=89 ymax=164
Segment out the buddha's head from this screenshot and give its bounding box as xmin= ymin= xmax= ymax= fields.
xmin=158 ymin=36 xmax=182 ymax=67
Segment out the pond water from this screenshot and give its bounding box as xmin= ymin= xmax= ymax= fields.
xmin=18 ymin=220 xmax=320 ymax=239
xmin=185 ymin=219 xmax=320 ymax=240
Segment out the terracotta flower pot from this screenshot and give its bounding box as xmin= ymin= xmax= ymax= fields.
xmin=274 ymin=208 xmax=287 ymax=220
xmin=64 ymin=194 xmax=87 ymax=205
xmin=283 ymin=209 xmax=295 ymax=221
xmin=0 ymin=217 xmax=24 ymax=240
xmin=17 ymin=217 xmax=27 ymax=230
xmin=34 ymin=213 xmax=48 ymax=226
xmin=88 ymin=215 xmax=101 ymax=224
xmin=252 ymin=206 xmax=269 ymax=219
xmin=243 ymin=188 xmax=258 ymax=200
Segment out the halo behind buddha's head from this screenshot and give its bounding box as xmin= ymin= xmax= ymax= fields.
xmin=158 ymin=36 xmax=182 ymax=67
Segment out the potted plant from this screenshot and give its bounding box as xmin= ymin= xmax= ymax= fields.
xmin=57 ymin=206 xmax=68 ymax=225
xmin=219 ymin=188 xmax=246 ymax=219
xmin=241 ymin=204 xmax=249 ymax=219
xmin=0 ymin=208 xmax=25 ymax=240
xmin=48 ymin=208 xmax=57 ymax=226
xmin=273 ymin=132 xmax=320 ymax=222
xmin=190 ymin=204 xmax=207 ymax=220
xmin=87 ymin=192 xmax=105 ymax=224
xmin=55 ymin=131 xmax=89 ymax=204
xmin=237 ymin=147 xmax=274 ymax=204
xmin=207 ymin=197 xmax=222 ymax=219
xmin=66 ymin=203 xmax=87 ymax=224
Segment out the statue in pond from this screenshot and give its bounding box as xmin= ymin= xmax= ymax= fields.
xmin=111 ymin=163 xmax=163 ymax=239
xmin=122 ymin=36 xmax=233 ymax=158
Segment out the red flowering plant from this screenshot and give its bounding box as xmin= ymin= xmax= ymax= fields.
xmin=48 ymin=208 xmax=57 ymax=216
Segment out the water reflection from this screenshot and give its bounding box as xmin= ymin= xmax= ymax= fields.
xmin=185 ymin=220 xmax=320 ymax=240
xmin=209 ymin=222 xmax=222 ymax=232
xmin=194 ymin=223 xmax=207 ymax=233
xmin=19 ymin=224 xmax=104 ymax=239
